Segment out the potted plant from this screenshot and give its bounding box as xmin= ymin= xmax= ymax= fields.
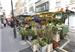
xmin=37 ymin=29 xmax=44 ymax=38
xmin=60 ymin=25 xmax=69 ymax=40
xmin=44 ymin=29 xmax=53 ymax=52
xmin=19 ymin=27 xmax=28 ymax=40
xmin=32 ymin=39 xmax=39 ymax=52
xmin=47 ymin=23 xmax=60 ymax=49
xmin=52 ymin=26 xmax=60 ymax=42
xmin=27 ymin=29 xmax=35 ymax=41
xmin=42 ymin=37 xmax=53 ymax=52
xmin=38 ymin=38 xmax=47 ymax=52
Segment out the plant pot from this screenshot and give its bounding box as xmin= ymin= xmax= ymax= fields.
xmin=60 ymin=30 xmax=64 ymax=39
xmin=40 ymin=45 xmax=47 ymax=52
xmin=28 ymin=35 xmax=32 ymax=41
xmin=32 ymin=44 xmax=38 ymax=52
xmin=53 ymin=41 xmax=59 ymax=49
xmin=47 ymin=43 xmax=53 ymax=52
xmin=21 ymin=35 xmax=25 ymax=40
xmin=53 ymin=33 xmax=60 ymax=42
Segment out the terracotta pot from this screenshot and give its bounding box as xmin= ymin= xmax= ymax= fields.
xmin=53 ymin=41 xmax=59 ymax=49
xmin=53 ymin=33 xmax=60 ymax=42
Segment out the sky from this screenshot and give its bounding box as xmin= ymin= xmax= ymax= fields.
xmin=0 ymin=0 xmax=17 ymax=17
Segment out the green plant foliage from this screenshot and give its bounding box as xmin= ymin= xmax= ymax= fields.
xmin=32 ymin=39 xmax=39 ymax=45
xmin=38 ymin=38 xmax=47 ymax=47
xmin=19 ymin=27 xmax=35 ymax=36
xmin=42 ymin=37 xmax=51 ymax=44
xmin=19 ymin=27 xmax=28 ymax=36
xmin=27 ymin=29 xmax=35 ymax=36
xmin=52 ymin=26 xmax=58 ymax=34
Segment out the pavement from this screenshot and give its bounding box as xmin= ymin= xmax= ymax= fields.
xmin=63 ymin=31 xmax=75 ymax=52
xmin=19 ymin=47 xmax=33 ymax=52
xmin=0 ymin=21 xmax=2 ymax=52
xmin=0 ymin=22 xmax=30 ymax=52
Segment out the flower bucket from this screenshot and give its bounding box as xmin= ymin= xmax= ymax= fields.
xmin=40 ymin=45 xmax=47 ymax=52
xmin=47 ymin=43 xmax=53 ymax=52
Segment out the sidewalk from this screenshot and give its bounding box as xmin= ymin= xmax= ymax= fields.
xmin=1 ymin=26 xmax=30 ymax=52
xmin=63 ymin=29 xmax=75 ymax=52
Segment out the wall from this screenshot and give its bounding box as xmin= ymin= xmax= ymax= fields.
xmin=26 ymin=0 xmax=36 ymax=15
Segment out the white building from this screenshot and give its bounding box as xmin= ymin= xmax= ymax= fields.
xmin=35 ymin=0 xmax=70 ymax=13
xmin=26 ymin=0 xmax=38 ymax=15
xmin=15 ymin=0 xmax=27 ymax=16
xmin=0 ymin=2 xmax=3 ymax=16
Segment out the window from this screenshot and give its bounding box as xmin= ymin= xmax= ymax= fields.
xmin=35 ymin=1 xmax=49 ymax=12
xmin=29 ymin=6 xmax=34 ymax=12
xmin=56 ymin=1 xmax=61 ymax=8
xmin=71 ymin=0 xmax=75 ymax=4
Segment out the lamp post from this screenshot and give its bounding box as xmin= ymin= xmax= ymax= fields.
xmin=11 ymin=0 xmax=16 ymax=38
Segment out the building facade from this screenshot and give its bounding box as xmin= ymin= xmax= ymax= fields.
xmin=26 ymin=0 xmax=37 ymax=15
xmin=0 ymin=2 xmax=3 ymax=16
xmin=0 ymin=2 xmax=5 ymax=18
xmin=15 ymin=0 xmax=70 ymax=15
xmin=15 ymin=0 xmax=27 ymax=16
xmin=35 ymin=0 xmax=70 ymax=13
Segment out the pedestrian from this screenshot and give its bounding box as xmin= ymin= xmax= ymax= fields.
xmin=3 ymin=19 xmax=6 ymax=27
